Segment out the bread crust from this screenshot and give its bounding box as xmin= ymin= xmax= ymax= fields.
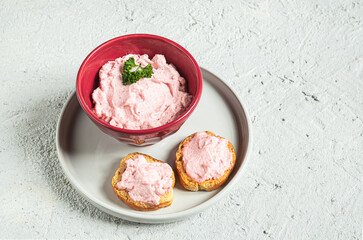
xmin=175 ymin=131 xmax=236 ymax=191
xmin=112 ymin=152 xmax=175 ymax=211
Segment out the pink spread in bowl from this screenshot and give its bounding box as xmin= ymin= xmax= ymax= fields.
xmin=92 ymin=54 xmax=192 ymax=130
xmin=76 ymin=34 xmax=203 ymax=146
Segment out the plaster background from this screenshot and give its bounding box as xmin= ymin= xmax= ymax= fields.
xmin=0 ymin=0 xmax=362 ymax=239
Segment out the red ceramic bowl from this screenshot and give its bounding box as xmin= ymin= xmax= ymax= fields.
xmin=76 ymin=34 xmax=203 ymax=146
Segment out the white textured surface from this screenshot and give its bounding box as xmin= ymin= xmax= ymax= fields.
xmin=0 ymin=0 xmax=362 ymax=239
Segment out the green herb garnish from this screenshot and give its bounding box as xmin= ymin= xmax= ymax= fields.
xmin=122 ymin=57 xmax=153 ymax=85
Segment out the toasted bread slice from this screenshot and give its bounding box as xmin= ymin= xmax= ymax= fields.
xmin=112 ymin=152 xmax=175 ymax=211
xmin=175 ymin=131 xmax=236 ymax=191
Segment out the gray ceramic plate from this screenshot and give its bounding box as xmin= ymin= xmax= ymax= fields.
xmin=56 ymin=68 xmax=252 ymax=223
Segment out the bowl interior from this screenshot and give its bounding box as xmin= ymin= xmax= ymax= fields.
xmin=77 ymin=35 xmax=200 ymax=119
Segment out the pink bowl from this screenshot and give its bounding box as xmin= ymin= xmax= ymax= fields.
xmin=76 ymin=34 xmax=203 ymax=146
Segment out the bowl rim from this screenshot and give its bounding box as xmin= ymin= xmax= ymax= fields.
xmin=76 ymin=34 xmax=203 ymax=135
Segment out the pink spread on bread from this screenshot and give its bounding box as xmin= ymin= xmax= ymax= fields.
xmin=92 ymin=54 xmax=192 ymax=130
xmin=182 ymin=132 xmax=233 ymax=183
xmin=117 ymin=155 xmax=173 ymax=205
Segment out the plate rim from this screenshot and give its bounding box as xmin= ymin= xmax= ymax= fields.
xmin=55 ymin=67 xmax=253 ymax=223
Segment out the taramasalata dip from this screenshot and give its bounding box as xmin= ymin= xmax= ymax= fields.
xmin=92 ymin=54 xmax=192 ymax=130
xmin=117 ymin=154 xmax=174 ymax=205
xmin=182 ymin=132 xmax=233 ymax=183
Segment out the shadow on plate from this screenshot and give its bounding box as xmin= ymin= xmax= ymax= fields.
xmin=13 ymin=90 xmax=167 ymax=225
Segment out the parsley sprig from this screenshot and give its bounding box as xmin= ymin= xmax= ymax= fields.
xmin=122 ymin=57 xmax=153 ymax=85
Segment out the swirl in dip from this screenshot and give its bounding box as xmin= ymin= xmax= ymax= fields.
xmin=117 ymin=155 xmax=173 ymax=205
xmin=182 ymin=132 xmax=234 ymax=183
xmin=92 ymin=54 xmax=192 ymax=130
